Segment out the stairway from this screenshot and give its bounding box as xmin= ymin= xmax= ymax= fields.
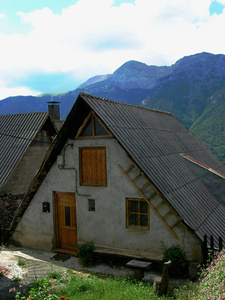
xmin=118 ymin=158 xmax=180 ymax=238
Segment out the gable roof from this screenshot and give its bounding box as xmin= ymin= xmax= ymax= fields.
xmin=9 ymin=93 xmax=225 ymax=247
xmin=0 ymin=112 xmax=57 ymax=190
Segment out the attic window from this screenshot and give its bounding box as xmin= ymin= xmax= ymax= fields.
xmin=76 ymin=111 xmax=111 ymax=138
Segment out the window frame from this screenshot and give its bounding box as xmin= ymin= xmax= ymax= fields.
xmin=79 ymin=147 xmax=107 ymax=187
xmin=76 ymin=111 xmax=112 ymax=138
xmin=88 ymin=199 xmax=95 ymax=211
xmin=126 ymin=198 xmax=149 ymax=230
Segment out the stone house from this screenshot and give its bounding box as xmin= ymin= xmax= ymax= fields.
xmin=9 ymin=93 xmax=225 ymax=263
xmin=0 ymin=112 xmax=57 ymax=228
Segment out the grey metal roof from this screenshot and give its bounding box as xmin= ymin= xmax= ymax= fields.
xmin=81 ymin=93 xmax=225 ymax=247
xmin=9 ymin=93 xmax=225 ymax=248
xmin=0 ymin=112 xmax=56 ymax=189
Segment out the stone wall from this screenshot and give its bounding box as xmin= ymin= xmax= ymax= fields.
xmin=2 ymin=146 xmax=49 ymax=194
xmin=0 ymin=193 xmax=24 ymax=229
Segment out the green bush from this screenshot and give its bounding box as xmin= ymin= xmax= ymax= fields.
xmin=161 ymin=242 xmax=187 ymax=277
xmin=17 ymin=258 xmax=26 ymax=268
xmin=77 ymin=241 xmax=95 ymax=266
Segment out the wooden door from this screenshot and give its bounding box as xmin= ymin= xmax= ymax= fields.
xmin=55 ymin=192 xmax=77 ymax=254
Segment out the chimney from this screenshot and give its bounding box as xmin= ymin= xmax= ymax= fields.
xmin=47 ymin=101 xmax=60 ymax=120
xmin=47 ymin=101 xmax=63 ymax=130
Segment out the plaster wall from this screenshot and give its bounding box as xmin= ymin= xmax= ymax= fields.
xmin=11 ymin=137 xmax=201 ymax=259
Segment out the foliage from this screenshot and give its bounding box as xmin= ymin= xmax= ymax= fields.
xmin=161 ymin=243 xmax=187 ymax=277
xmin=53 ymin=273 xmax=173 ymax=300
xmin=6 ymin=250 xmax=225 ymax=300
xmin=17 ymin=258 xmax=27 ymax=268
xmin=12 ymin=276 xmax=22 ymax=282
xmin=77 ymin=241 xmax=95 ymax=266
xmin=193 ymin=249 xmax=225 ymax=299
xmin=47 ymin=270 xmax=62 ymax=280
xmin=14 ymin=278 xmax=58 ymax=300
xmin=174 ymin=249 xmax=225 ymax=299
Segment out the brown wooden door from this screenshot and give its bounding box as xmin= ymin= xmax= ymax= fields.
xmin=55 ymin=192 xmax=77 ymax=253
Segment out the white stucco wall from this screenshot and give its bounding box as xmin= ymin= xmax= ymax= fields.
xmin=11 ymin=137 xmax=201 ymax=260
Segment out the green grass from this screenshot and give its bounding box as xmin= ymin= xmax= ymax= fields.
xmin=9 ymin=250 xmax=225 ymax=300
xmin=17 ymin=257 xmax=26 ymax=268
xmin=53 ymin=274 xmax=173 ymax=300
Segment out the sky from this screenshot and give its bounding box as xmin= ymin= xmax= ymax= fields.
xmin=0 ymin=0 xmax=225 ymax=100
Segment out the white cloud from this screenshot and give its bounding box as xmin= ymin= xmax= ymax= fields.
xmin=217 ymin=0 xmax=225 ymax=5
xmin=0 ymin=85 xmax=40 ymax=100
xmin=0 ymin=0 xmax=225 ymax=99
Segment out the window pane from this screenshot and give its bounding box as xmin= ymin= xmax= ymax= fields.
xmin=65 ymin=206 xmax=71 ymax=226
xmin=88 ymin=199 xmax=95 ymax=211
xmin=94 ymin=116 xmax=109 ymax=136
xmin=140 ymin=215 xmax=148 ymax=227
xmin=127 ymin=198 xmax=149 ymax=229
xmin=130 ymin=201 xmax=138 ymax=212
xmin=80 ymin=119 xmax=93 ymax=136
xmin=130 ymin=214 xmax=138 ymax=226
xmin=140 ymin=201 xmax=148 ymax=213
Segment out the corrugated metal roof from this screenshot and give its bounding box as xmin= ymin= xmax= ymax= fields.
xmin=81 ymin=93 xmax=225 ymax=246
xmin=0 ymin=112 xmax=53 ymax=189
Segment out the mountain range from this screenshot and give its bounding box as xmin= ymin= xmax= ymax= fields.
xmin=0 ymin=52 xmax=225 ymax=162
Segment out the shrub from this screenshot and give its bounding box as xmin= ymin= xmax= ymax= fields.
xmin=77 ymin=241 xmax=95 ymax=266
xmin=161 ymin=242 xmax=187 ymax=277
xmin=194 ymin=249 xmax=225 ymax=299
xmin=17 ymin=258 xmax=26 ymax=268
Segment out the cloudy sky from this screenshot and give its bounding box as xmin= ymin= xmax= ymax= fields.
xmin=0 ymin=0 xmax=225 ymax=100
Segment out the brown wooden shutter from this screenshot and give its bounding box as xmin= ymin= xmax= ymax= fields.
xmin=80 ymin=147 xmax=107 ymax=186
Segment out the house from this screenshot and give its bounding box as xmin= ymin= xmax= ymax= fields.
xmin=0 ymin=112 xmax=58 ymax=228
xmin=8 ymin=93 xmax=225 ymax=263
xmin=0 ymin=112 xmax=58 ymax=195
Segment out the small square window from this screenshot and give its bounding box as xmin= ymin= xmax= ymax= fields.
xmin=127 ymin=198 xmax=149 ymax=229
xmin=88 ymin=199 xmax=95 ymax=211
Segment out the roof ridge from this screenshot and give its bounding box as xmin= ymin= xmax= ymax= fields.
xmin=80 ymin=92 xmax=173 ymax=116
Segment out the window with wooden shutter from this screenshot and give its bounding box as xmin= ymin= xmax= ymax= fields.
xmin=80 ymin=147 xmax=107 ymax=186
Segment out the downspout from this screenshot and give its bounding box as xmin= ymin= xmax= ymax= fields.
xmin=57 ymin=143 xmax=90 ymax=196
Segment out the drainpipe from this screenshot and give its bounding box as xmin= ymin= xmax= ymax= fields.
xmin=57 ymin=143 xmax=90 ymax=197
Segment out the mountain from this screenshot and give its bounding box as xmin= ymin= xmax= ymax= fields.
xmin=1 ymin=52 xmax=225 ymax=162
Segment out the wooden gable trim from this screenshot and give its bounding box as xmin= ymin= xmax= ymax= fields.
xmin=76 ymin=111 xmax=112 ymax=138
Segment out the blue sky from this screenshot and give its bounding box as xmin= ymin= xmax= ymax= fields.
xmin=0 ymin=0 xmax=224 ymax=100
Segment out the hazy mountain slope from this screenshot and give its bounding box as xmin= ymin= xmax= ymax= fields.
xmin=190 ymin=87 xmax=225 ymax=162
xmin=105 ymin=60 xmax=172 ymax=89
xmin=144 ymin=52 xmax=225 ymax=127
xmin=0 ymin=52 xmax=225 ymax=162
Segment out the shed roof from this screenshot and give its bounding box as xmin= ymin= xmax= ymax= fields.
xmin=0 ymin=112 xmax=57 ymax=189
xmin=9 ymin=93 xmax=225 ymax=247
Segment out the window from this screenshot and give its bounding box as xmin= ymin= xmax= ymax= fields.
xmin=88 ymin=199 xmax=95 ymax=211
xmin=80 ymin=147 xmax=107 ymax=186
xmin=126 ymin=198 xmax=149 ymax=229
xmin=76 ymin=111 xmax=111 ymax=138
